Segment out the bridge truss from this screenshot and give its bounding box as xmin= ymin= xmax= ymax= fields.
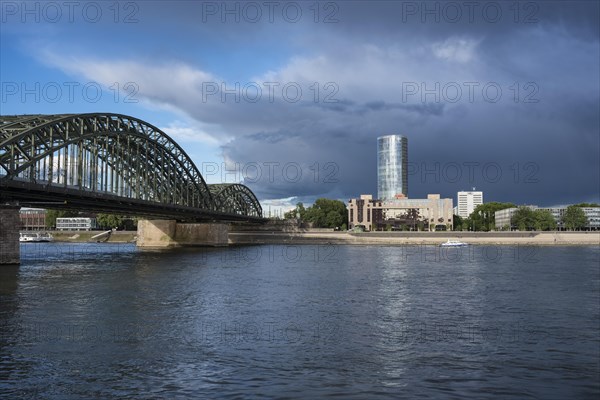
xmin=0 ymin=113 xmax=263 ymax=222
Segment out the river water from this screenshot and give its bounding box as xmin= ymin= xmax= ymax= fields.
xmin=1 ymin=243 xmax=599 ymax=399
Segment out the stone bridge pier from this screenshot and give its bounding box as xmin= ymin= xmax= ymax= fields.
xmin=136 ymin=220 xmax=229 ymax=248
xmin=0 ymin=205 xmax=20 ymax=265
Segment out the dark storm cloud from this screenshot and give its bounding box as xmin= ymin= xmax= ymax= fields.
xmin=221 ymin=67 xmax=598 ymax=206
xmin=135 ymin=1 xmax=597 ymax=39
xmin=32 ymin=0 xmax=597 ymax=206
xmin=310 ymin=100 xmax=445 ymax=116
xmin=325 ymin=1 xmax=599 ymax=41
xmin=213 ymin=1 xmax=599 ymax=206
xmin=362 ymin=101 xmax=445 ymax=116
xmin=229 ymin=93 xmax=598 ymax=206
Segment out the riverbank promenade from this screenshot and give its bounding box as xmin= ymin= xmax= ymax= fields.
xmin=229 ymin=231 xmax=600 ymax=246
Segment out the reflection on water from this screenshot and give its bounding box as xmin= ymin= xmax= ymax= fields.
xmin=1 ymin=243 xmax=599 ymax=399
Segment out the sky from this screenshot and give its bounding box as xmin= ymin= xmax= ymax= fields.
xmin=1 ymin=0 xmax=599 ymax=212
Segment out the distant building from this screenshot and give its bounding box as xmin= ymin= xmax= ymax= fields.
xmin=348 ymin=194 xmax=453 ymax=231
xmin=536 ymin=207 xmax=564 ymax=230
xmin=19 ymin=208 xmax=46 ymax=230
xmin=580 ymin=207 xmax=600 ymax=230
xmin=377 ymin=135 xmax=408 ymax=200
xmin=494 ymin=207 xmax=534 ymax=230
xmin=495 ymin=206 xmax=600 ymax=230
xmin=457 ymin=190 xmax=483 ymax=218
xmin=56 ymin=217 xmax=97 ymax=231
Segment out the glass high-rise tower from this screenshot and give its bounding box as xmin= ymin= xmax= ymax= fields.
xmin=377 ymin=135 xmax=408 ymax=200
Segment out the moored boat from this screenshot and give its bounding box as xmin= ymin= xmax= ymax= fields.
xmin=440 ymin=239 xmax=468 ymax=247
xmin=19 ymin=232 xmax=54 ymax=243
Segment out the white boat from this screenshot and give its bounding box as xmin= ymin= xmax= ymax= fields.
xmin=440 ymin=239 xmax=468 ymax=247
xmin=19 ymin=232 xmax=54 ymax=243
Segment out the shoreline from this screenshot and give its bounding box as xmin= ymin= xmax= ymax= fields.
xmin=25 ymin=230 xmax=600 ymax=246
xmin=229 ymin=231 xmax=600 ymax=246
xmin=29 ymin=231 xmax=137 ymax=243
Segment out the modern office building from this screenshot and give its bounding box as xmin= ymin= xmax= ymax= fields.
xmin=377 ymin=135 xmax=408 ymax=200
xmin=494 ymin=207 xmax=533 ymax=230
xmin=495 ymin=206 xmax=600 ymax=230
xmin=457 ymin=190 xmax=483 ymax=218
xmin=348 ymin=194 xmax=453 ymax=231
xmin=581 ymin=207 xmax=600 ymax=230
xmin=56 ymin=217 xmax=97 ymax=231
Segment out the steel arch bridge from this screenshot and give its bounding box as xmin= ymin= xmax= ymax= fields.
xmin=0 ymin=113 xmax=263 ymax=222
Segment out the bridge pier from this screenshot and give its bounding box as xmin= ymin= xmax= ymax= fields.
xmin=0 ymin=205 xmax=21 ymax=265
xmin=136 ymin=220 xmax=229 ymax=248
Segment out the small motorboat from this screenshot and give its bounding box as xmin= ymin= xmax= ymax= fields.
xmin=20 ymin=232 xmax=54 ymax=243
xmin=440 ymin=239 xmax=468 ymax=247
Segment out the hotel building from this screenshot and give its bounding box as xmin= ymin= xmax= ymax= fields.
xmin=348 ymin=194 xmax=454 ymax=231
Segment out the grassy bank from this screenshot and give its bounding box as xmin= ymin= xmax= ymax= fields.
xmin=49 ymin=231 xmax=137 ymax=243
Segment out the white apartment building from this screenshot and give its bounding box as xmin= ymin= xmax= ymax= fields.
xmin=457 ymin=190 xmax=483 ymax=218
xmin=56 ymin=217 xmax=97 ymax=231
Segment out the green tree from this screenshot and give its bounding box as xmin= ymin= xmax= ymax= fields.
xmin=533 ymin=209 xmax=557 ymax=231
xmin=303 ymin=198 xmax=347 ymax=228
xmin=45 ymin=209 xmax=78 ymax=228
xmin=572 ymin=203 xmax=600 ymax=207
xmin=511 ymin=206 xmax=536 ymax=231
xmin=296 ymin=202 xmax=307 ymax=220
xmin=469 ymin=202 xmax=516 ymax=231
xmin=562 ymin=205 xmax=587 ymax=230
xmin=452 ymin=214 xmax=463 ymax=231
xmin=284 ymin=202 xmax=306 ymax=221
xmin=283 ymin=208 xmax=297 ymax=220
xmin=96 ymin=213 xmax=125 ymax=229
xmin=462 ymin=217 xmax=473 ymax=231
xmin=325 ymin=210 xmax=344 ymax=228
xmin=304 ymin=206 xmax=325 ymax=227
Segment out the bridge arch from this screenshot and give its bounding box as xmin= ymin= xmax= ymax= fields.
xmin=209 ymin=184 xmax=262 ymax=218
xmin=0 ymin=113 xmax=262 ymax=220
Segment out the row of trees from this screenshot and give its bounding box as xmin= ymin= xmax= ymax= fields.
xmin=510 ymin=207 xmax=557 ymax=231
xmin=96 ymin=214 xmax=137 ymax=230
xmin=284 ymin=198 xmax=348 ymax=229
xmin=454 ymin=202 xmax=516 ymax=231
xmin=511 ymin=205 xmax=590 ymax=231
xmin=451 ymin=202 xmax=596 ymax=232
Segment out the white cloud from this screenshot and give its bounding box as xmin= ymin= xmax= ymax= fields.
xmin=260 ymin=197 xmax=299 ymax=218
xmin=159 ymin=121 xmax=222 ymax=146
xmin=39 ymin=39 xmax=487 ymax=140
xmin=42 ymin=50 xmax=215 ymax=99
xmin=432 ymin=37 xmax=481 ymax=63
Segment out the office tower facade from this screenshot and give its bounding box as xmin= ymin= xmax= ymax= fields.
xmin=457 ymin=190 xmax=483 ymax=218
xmin=377 ymin=135 xmax=408 ymax=200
